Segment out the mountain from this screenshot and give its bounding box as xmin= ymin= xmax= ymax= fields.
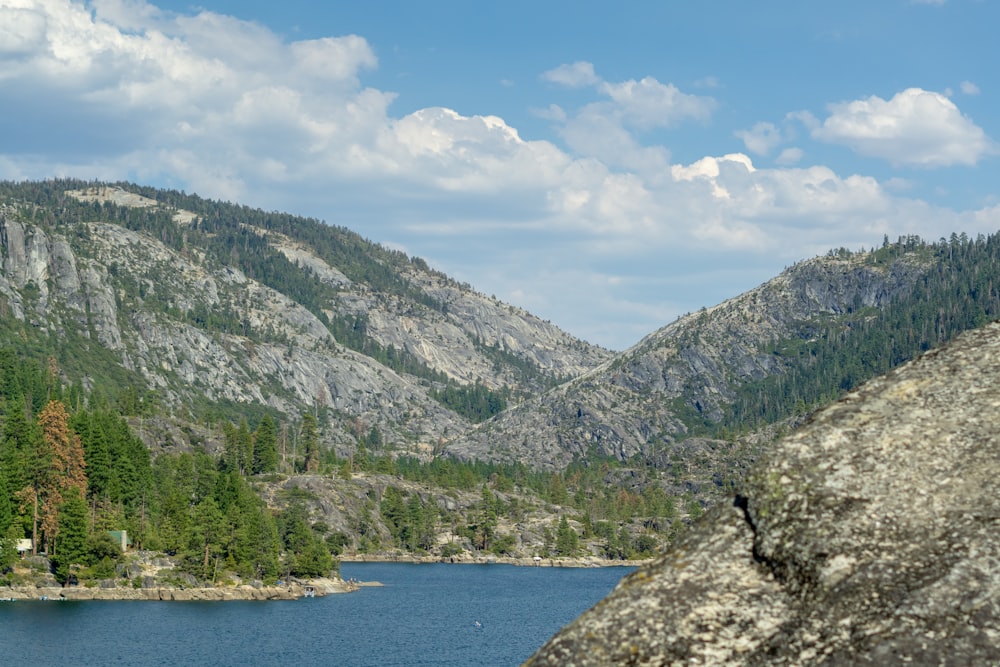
xmin=448 ymin=235 xmax=1000 ymax=478
xmin=0 ymin=180 xmax=610 ymax=456
xmin=527 ymin=319 xmax=1000 ymax=667
xmin=2 ymin=179 xmax=999 ymax=569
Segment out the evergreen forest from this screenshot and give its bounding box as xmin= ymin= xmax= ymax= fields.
xmin=3 ymin=179 xmax=1000 ymax=584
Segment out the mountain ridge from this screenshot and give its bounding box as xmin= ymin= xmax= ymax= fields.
xmin=2 ymin=179 xmax=999 ymax=568
xmin=445 ymin=245 xmax=936 ymax=468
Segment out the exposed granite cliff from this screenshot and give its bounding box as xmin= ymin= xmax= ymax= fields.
xmin=448 ymin=251 xmax=930 ymax=471
xmin=0 ymin=186 xmax=610 ymax=454
xmin=526 ymin=320 xmax=1000 ymax=666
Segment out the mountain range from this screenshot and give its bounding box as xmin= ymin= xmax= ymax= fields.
xmin=2 ymin=179 xmax=998 ymax=559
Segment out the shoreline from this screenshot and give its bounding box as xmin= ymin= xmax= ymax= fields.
xmin=340 ymin=553 xmax=651 ymax=568
xmin=0 ymin=577 xmax=357 ymax=601
xmin=0 ymin=558 xmax=647 ymax=601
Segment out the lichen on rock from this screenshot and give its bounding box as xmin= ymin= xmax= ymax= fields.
xmin=526 ymin=321 xmax=1000 ymax=666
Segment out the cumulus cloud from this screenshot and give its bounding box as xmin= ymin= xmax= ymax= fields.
xmin=960 ymin=80 xmax=981 ymax=95
xmin=812 ymin=88 xmax=995 ymax=167
xmin=539 ymin=60 xmax=714 ymax=173
xmin=541 ymin=61 xmax=600 ymax=88
xmin=3 ymin=2 xmax=1000 ymax=349
xmin=775 ymin=147 xmax=804 ymax=165
xmin=0 ymin=5 xmax=48 ymax=56
xmin=598 ymin=77 xmax=715 ymax=129
xmin=735 ymin=122 xmax=784 ymax=156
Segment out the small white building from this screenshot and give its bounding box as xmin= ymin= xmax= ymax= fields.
xmin=15 ymin=539 xmax=32 ymax=556
xmin=108 ymin=530 xmax=130 ymax=552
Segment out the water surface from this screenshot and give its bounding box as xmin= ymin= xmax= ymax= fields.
xmin=0 ymin=562 xmax=631 ymax=667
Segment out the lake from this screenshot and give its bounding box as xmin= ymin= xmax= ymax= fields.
xmin=0 ymin=562 xmax=632 ymax=666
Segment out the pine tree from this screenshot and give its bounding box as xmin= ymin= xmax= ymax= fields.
xmin=252 ymin=415 xmax=278 ymax=474
xmin=6 ymin=400 xmax=89 ymax=554
xmin=189 ymin=496 xmax=225 ymax=579
xmin=0 ymin=470 xmax=12 ymax=535
xmin=73 ymin=411 xmax=111 ymax=507
xmin=555 ymin=515 xmax=579 ymax=557
xmin=39 ymin=400 xmax=88 ymax=496
xmin=300 ymin=413 xmax=320 ymax=473
xmin=53 ymin=487 xmax=88 ymax=582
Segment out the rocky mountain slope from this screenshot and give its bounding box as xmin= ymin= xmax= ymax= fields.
xmin=527 ymin=319 xmax=1000 ymax=666
xmin=4 ymin=180 xmax=999 ymax=564
xmin=448 ymin=239 xmax=996 ymax=472
xmin=0 ymin=181 xmax=610 ymax=456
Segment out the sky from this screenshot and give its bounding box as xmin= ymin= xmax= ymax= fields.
xmin=1 ymin=0 xmax=999 ymax=350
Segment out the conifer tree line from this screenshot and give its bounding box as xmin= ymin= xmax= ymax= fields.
xmin=0 ymin=352 xmax=335 ymax=584
xmin=0 ymin=178 xmax=515 ymax=422
xmin=714 ymin=233 xmax=1000 ymax=434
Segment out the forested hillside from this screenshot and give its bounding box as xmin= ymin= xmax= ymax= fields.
xmin=448 ymin=233 xmax=1000 ymax=482
xmin=0 ymin=179 xmax=609 ymax=450
xmin=0 ymin=351 xmax=680 ymax=590
xmin=0 ymin=354 xmax=334 ymax=584
xmin=2 ymin=179 xmax=999 ymax=581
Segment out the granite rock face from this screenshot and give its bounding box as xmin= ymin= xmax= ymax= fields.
xmin=526 ymin=321 xmax=1000 ymax=666
xmin=449 ymin=251 xmax=930 ymax=470
xmin=0 ymin=189 xmax=610 ymax=454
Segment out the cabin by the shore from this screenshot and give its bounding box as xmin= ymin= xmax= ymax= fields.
xmin=108 ymin=530 xmax=131 ymax=552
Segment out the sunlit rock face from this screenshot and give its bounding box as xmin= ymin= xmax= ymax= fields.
xmin=450 ymin=250 xmax=931 ymax=470
xmin=0 ymin=194 xmax=610 ymax=452
xmin=527 ymin=321 xmax=1000 ymax=666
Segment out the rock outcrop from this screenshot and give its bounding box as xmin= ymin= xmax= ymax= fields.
xmin=526 ymin=321 xmax=1000 ymax=666
xmin=0 ymin=185 xmax=611 ymax=454
xmin=449 ymin=251 xmax=931 ymax=470
xmin=2 ymin=581 xmax=349 ymax=601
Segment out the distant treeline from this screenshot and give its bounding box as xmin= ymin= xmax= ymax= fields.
xmin=0 ymin=178 xmax=518 ymax=422
xmin=708 ymin=233 xmax=1000 ymax=434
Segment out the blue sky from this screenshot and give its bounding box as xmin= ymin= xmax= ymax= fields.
xmin=1 ymin=0 xmax=998 ymax=350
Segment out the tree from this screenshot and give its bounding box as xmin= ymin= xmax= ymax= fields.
xmin=222 ymin=420 xmax=253 ymax=475
xmin=2 ymin=397 xmax=42 ymax=550
xmin=73 ymin=411 xmax=111 ymax=506
xmin=278 ymin=501 xmax=334 ymax=577
xmin=35 ymin=400 xmax=88 ymax=553
xmin=300 ymin=413 xmax=320 ymax=473
xmin=252 ymin=415 xmax=278 ymax=475
xmin=555 ymin=516 xmax=579 ymax=557
xmin=189 ymin=496 xmax=225 ymax=580
xmin=53 ymin=487 xmax=89 ymax=583
xmin=469 ymin=485 xmax=498 ymax=551
xmin=0 ymin=467 xmax=12 ymax=536
xmin=13 ymin=399 xmax=87 ymax=554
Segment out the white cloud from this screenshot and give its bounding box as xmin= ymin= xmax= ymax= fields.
xmin=735 ymin=122 xmax=783 ymax=156
xmin=0 ymin=5 xmax=48 ymax=56
xmin=558 ymin=107 xmax=671 ymax=173
xmin=530 ymin=104 xmax=567 ymax=122
xmin=539 ymin=64 xmax=714 ymax=172
xmin=812 ymin=88 xmax=994 ymax=167
xmin=787 ymin=110 xmax=820 ymax=131
xmin=960 ymin=80 xmax=981 ymax=95
xmin=598 ymin=77 xmax=715 ymax=129
xmin=540 ymin=61 xmax=600 ymax=88
xmin=775 ymin=147 xmax=804 ymax=165
xmin=3 ymin=2 xmax=1000 ymax=350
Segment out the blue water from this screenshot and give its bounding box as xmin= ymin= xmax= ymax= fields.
xmin=0 ymin=562 xmax=632 ymax=666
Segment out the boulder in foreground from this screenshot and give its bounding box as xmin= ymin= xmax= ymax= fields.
xmin=527 ymin=321 xmax=1000 ymax=666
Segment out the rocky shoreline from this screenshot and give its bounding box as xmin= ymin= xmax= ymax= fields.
xmin=0 ymin=553 xmax=644 ymax=603
xmin=0 ymin=577 xmax=356 ymax=601
xmin=340 ymin=553 xmax=649 ymax=568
